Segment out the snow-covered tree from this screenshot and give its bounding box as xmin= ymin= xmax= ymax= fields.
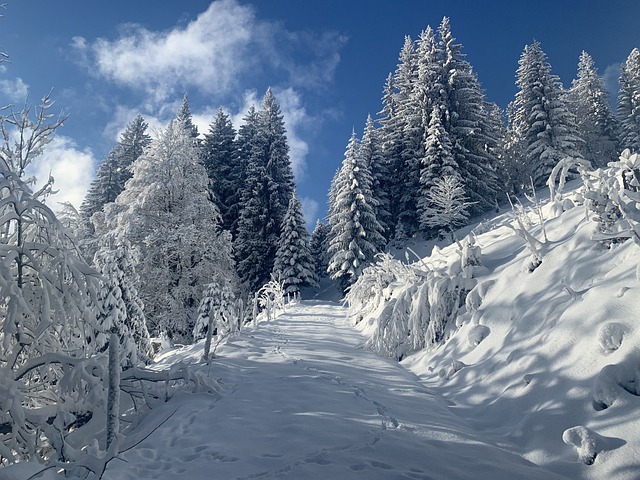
xmin=618 ymin=48 xmax=640 ymax=153
xmin=80 ymin=115 xmax=151 ymax=223
xmin=327 ymin=132 xmax=385 ymax=288
xmin=203 ymin=108 xmax=242 ymax=235
xmin=258 ymin=88 xmax=295 ymax=230
xmin=193 ymin=275 xmax=237 ymax=363
xmin=360 ymin=115 xmax=391 ymax=240
xmin=569 ymin=51 xmax=620 ymax=166
xmin=421 ymin=175 xmax=473 ymax=241
xmin=418 ymin=105 xmax=458 ymax=231
xmin=513 ymin=41 xmax=583 ymax=186
xmin=235 ymin=157 xmax=277 ymax=294
xmin=438 ymin=17 xmax=500 ymax=215
xmin=93 ymin=229 xmax=151 ymax=365
xmin=273 ymin=192 xmax=318 ymax=294
xmin=310 ymin=219 xmax=330 ymax=280
xmin=106 ymin=119 xmax=236 ymax=343
xmin=235 ymin=90 xmax=296 ymax=294
xmin=0 ymin=94 xmax=106 ymax=463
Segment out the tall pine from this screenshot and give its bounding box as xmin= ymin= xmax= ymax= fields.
xmin=327 ymin=132 xmax=385 ymax=288
xmin=569 ymin=51 xmax=620 ymax=166
xmin=513 ymin=41 xmax=582 ymax=186
xmin=618 ymin=48 xmax=640 ymax=153
xmin=273 ymin=192 xmax=317 ymax=294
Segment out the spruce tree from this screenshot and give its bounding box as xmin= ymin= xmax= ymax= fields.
xmin=176 ymin=93 xmax=200 ymax=139
xmin=618 ymin=48 xmax=640 ymax=153
xmin=273 ymin=192 xmax=317 ymax=294
xmin=203 ymin=108 xmax=242 ymax=235
xmin=438 ymin=17 xmax=500 ymax=215
xmin=570 ymin=51 xmax=620 ymax=166
xmin=327 ymin=132 xmax=385 ymax=287
xmin=106 ymin=120 xmax=236 ymax=343
xmin=360 ymin=115 xmax=391 ymax=240
xmin=513 ymin=41 xmax=583 ymax=186
xmin=418 ymin=106 xmax=459 ymax=231
xmin=258 ymin=88 xmax=295 ymax=230
xmin=310 ymin=219 xmax=330 ymax=280
xmin=80 ymin=115 xmax=151 ymax=223
xmin=235 ymin=156 xmax=276 ymax=294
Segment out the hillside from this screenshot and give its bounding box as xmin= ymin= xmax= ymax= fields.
xmin=353 ymin=181 xmax=640 ymax=479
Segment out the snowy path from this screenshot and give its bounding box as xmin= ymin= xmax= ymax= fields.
xmin=103 ymin=301 xmax=569 ymax=480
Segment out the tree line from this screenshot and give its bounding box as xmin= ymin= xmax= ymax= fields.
xmin=322 ymin=16 xmax=639 ymax=288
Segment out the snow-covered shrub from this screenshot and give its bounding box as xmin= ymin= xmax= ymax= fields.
xmin=562 ymin=426 xmax=601 ymax=465
xmin=503 ymin=195 xmax=545 ymax=271
xmin=347 ymin=253 xmax=415 ymax=323
xmin=257 ymin=276 xmax=286 ymax=322
xmin=465 ymin=279 xmax=496 ymax=313
xmin=347 ymin=236 xmax=480 ymax=359
xmin=467 ymin=324 xmax=490 ymax=347
xmin=596 ymin=322 xmax=627 ymax=354
xmin=193 ymin=275 xmax=237 ymax=363
xmin=577 ymin=150 xmax=640 ymax=246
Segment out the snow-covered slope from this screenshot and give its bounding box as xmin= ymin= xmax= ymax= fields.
xmin=356 ymin=191 xmax=640 ymax=479
xmin=2 ymin=301 xmax=581 ymax=480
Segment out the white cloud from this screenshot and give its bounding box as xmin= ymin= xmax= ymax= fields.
xmin=30 ymin=136 xmax=97 ymax=211
xmin=76 ymin=0 xmax=257 ymax=101
xmin=275 ymin=87 xmax=310 ymax=181
xmin=73 ymin=0 xmax=345 ymax=103
xmin=0 ymin=77 xmax=29 ymax=103
xmin=603 ymin=63 xmax=621 ymax=99
xmin=300 ymin=196 xmax=320 ymax=230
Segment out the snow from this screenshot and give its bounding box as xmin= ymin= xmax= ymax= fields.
xmin=4 ymin=181 xmax=640 ymax=479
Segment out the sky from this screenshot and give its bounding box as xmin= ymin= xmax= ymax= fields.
xmin=1 ymin=0 xmax=639 ymax=227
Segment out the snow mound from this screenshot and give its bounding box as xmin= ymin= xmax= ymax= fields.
xmin=562 ymin=426 xmax=600 ymax=465
xmin=467 ymin=324 xmax=490 ymax=347
xmin=596 ymin=322 xmax=627 ymax=354
xmin=465 ymin=279 xmax=496 ymax=313
xmin=593 ymin=361 xmax=640 ymax=410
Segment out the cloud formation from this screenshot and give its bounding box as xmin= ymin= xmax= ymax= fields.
xmin=73 ymin=0 xmax=345 ymax=102
xmin=31 ymin=136 xmax=96 ymax=212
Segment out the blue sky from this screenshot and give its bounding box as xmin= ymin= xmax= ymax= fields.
xmin=1 ymin=0 xmax=639 ymax=226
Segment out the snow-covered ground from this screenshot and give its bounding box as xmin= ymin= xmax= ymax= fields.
xmin=104 ymin=301 xmax=580 ymax=480
xmin=2 ymin=301 xmax=578 ymax=480
xmin=355 ymin=186 xmax=640 ymax=479
xmin=6 ymin=184 xmax=640 ymax=479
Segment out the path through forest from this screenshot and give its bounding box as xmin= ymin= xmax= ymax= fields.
xmin=101 ymin=300 xmax=569 ymax=480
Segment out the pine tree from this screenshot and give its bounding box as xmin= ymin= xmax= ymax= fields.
xmin=360 ymin=115 xmax=391 ymax=240
xmin=235 ymin=156 xmax=277 ymax=294
xmin=570 ymin=51 xmax=620 ymax=166
xmin=258 ymin=88 xmax=295 ymax=230
xmin=327 ymin=132 xmax=385 ymax=287
xmin=106 ymin=120 xmax=236 ymax=343
xmin=80 ymin=115 xmax=151 ymax=223
xmin=514 ymin=41 xmax=583 ymax=186
xmin=438 ymin=17 xmax=500 ymax=215
xmin=203 ymin=108 xmax=242 ymax=235
xmin=502 ymin=100 xmax=529 ymax=193
xmin=310 ymin=219 xmax=330 ymax=280
xmin=176 ymin=93 xmax=199 ymax=139
xmin=273 ymin=192 xmax=318 ymax=294
xmin=418 ymin=106 xmax=459 ymax=231
xmin=618 ymin=48 xmax=640 ymax=153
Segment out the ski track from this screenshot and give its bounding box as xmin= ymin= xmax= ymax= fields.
xmin=104 ymin=301 xmax=570 ymax=480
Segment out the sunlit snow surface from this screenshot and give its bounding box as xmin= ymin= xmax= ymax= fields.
xmin=5 ymin=185 xmax=640 ymax=480
xmin=98 ymin=302 xmax=568 ymax=480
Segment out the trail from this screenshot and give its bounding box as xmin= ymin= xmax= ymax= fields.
xmin=103 ymin=300 xmax=569 ymax=480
